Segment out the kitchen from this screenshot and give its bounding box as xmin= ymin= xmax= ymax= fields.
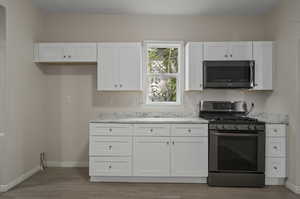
xmin=0 ymin=0 xmax=300 ymax=198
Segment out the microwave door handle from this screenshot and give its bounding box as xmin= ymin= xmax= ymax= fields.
xmin=212 ymin=132 xmax=259 ymax=137
xmin=250 ymin=62 xmax=255 ymax=88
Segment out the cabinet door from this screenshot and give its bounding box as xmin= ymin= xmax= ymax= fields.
xmin=229 ymin=42 xmax=253 ymax=60
xmin=118 ymin=43 xmax=142 ymax=90
xmin=37 ymin=43 xmax=65 ymax=62
xmin=133 ymin=137 xmax=170 ymax=176
xmin=252 ymin=41 xmax=273 ymax=90
xmin=203 ymin=42 xmax=229 ymax=60
xmin=185 ymin=42 xmax=203 ymax=91
xmin=171 ymin=137 xmax=208 ymax=177
xmin=64 ymin=43 xmax=97 ymax=62
xmin=97 ymin=44 xmax=119 ymax=90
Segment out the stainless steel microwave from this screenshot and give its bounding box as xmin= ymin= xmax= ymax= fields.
xmin=203 ymin=61 xmax=255 ymax=89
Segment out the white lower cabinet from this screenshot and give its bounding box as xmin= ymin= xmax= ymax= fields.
xmin=133 ymin=137 xmax=170 ymax=176
xmin=89 ymin=136 xmax=132 ymax=156
xmin=171 ymin=137 xmax=208 ymax=177
xmin=265 ymin=124 xmax=287 ymax=184
xmin=89 ymin=157 xmax=132 ymax=176
xmin=89 ymin=123 xmax=287 ymax=185
xmin=89 ymin=123 xmax=209 ymax=182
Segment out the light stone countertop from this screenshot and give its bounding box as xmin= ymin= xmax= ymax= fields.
xmin=89 ymin=112 xmax=288 ymax=125
xmin=249 ymin=112 xmax=289 ymax=125
xmin=90 ymin=117 xmax=209 ymax=124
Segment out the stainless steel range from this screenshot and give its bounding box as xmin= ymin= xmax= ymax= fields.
xmin=199 ymin=101 xmax=265 ymax=187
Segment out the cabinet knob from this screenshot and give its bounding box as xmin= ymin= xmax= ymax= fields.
xmin=150 ymin=128 xmax=153 ymax=132
xmin=273 ymin=129 xmax=278 ymax=133
xmin=225 ymin=54 xmax=228 ymax=58
xmin=114 ymin=85 xmax=118 ymax=88
xmin=273 ymin=146 xmax=278 ymax=150
xmin=108 ymin=145 xmax=112 ymax=150
xmin=109 ymin=165 xmax=112 ymax=169
xmin=273 ymin=166 xmax=278 ymax=170
xmin=172 ymin=141 xmax=175 ymax=145
xmin=166 ymin=141 xmax=170 ymax=145
xmin=109 ymin=128 xmax=112 ymax=132
xmin=63 ymin=55 xmax=66 ymax=58
xmin=254 ymin=83 xmax=258 ymax=86
xmin=120 ymin=84 xmax=123 ymax=88
xmin=200 ymin=84 xmax=202 ymax=87
xmin=188 ymin=129 xmax=192 ymax=133
xmin=68 ymin=55 xmax=71 ymax=58
xmin=230 ymin=54 xmax=233 ymax=58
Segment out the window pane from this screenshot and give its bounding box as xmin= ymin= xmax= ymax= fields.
xmin=148 ymin=76 xmax=177 ymax=102
xmin=148 ymin=48 xmax=178 ymax=73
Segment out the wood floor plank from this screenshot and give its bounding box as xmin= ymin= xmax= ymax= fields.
xmin=1 ymin=168 xmax=299 ymax=199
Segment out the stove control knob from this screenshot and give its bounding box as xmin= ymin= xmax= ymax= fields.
xmin=248 ymin=125 xmax=255 ymax=130
xmin=217 ymin=125 xmax=224 ymax=130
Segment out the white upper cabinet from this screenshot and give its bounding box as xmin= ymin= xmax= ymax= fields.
xmin=97 ymin=43 xmax=142 ymax=91
xmin=185 ymin=42 xmax=204 ymax=91
xmin=119 ymin=44 xmax=142 ymax=90
xmin=34 ymin=43 xmax=97 ymax=63
xmin=203 ymin=41 xmax=253 ymax=60
xmin=35 ymin=43 xmax=65 ymax=62
xmin=229 ymin=42 xmax=253 ymax=60
xmin=63 ymin=43 xmax=97 ymax=62
xmin=97 ymin=44 xmax=119 ymax=90
xmin=252 ymin=41 xmax=273 ymax=90
xmin=203 ymin=42 xmax=229 ymax=60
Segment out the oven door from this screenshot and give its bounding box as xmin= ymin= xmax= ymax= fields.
xmin=203 ymin=61 xmax=255 ymax=89
xmin=209 ymin=130 xmax=265 ymax=173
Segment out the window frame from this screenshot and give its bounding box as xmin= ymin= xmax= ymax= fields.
xmin=143 ymin=41 xmax=184 ymax=106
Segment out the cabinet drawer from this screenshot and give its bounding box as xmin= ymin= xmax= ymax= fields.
xmin=171 ymin=124 xmax=208 ymax=137
xmin=266 ymin=157 xmax=286 ymax=178
xmin=89 ymin=157 xmax=131 ymax=176
xmin=266 ymin=124 xmax=286 ymax=137
xmin=266 ymin=137 xmax=286 ymax=157
xmin=134 ymin=124 xmax=170 ymax=136
xmin=89 ymin=137 xmax=132 ymax=156
xmin=89 ymin=123 xmax=133 ymax=136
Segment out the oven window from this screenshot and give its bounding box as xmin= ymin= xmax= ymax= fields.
xmin=218 ymin=135 xmax=258 ymax=171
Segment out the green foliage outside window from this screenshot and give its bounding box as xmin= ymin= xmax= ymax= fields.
xmin=147 ymin=48 xmax=178 ymax=102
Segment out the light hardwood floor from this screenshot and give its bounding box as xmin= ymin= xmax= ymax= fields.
xmin=0 ymin=168 xmax=299 ymax=199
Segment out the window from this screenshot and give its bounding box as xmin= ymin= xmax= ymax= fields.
xmin=144 ymin=42 xmax=183 ymax=105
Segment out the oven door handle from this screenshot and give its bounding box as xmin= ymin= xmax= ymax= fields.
xmin=211 ymin=132 xmax=259 ymax=137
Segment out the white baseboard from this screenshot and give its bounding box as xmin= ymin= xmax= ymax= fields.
xmin=286 ymin=180 xmax=300 ymax=194
xmin=265 ymin=177 xmax=286 ymax=185
xmin=90 ymin=176 xmax=207 ymax=183
xmin=0 ymin=165 xmax=41 ymax=192
xmin=46 ymin=161 xmax=88 ymax=168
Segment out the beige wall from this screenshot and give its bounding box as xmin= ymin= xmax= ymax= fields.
xmin=0 ymin=5 xmax=5 ymax=185
xmin=38 ymin=13 xmax=275 ymax=164
xmin=264 ymin=0 xmax=300 ymax=187
xmin=0 ymin=0 xmax=47 ymax=185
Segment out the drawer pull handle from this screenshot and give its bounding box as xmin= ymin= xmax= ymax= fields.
xmin=273 ymin=166 xmax=278 ymax=170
